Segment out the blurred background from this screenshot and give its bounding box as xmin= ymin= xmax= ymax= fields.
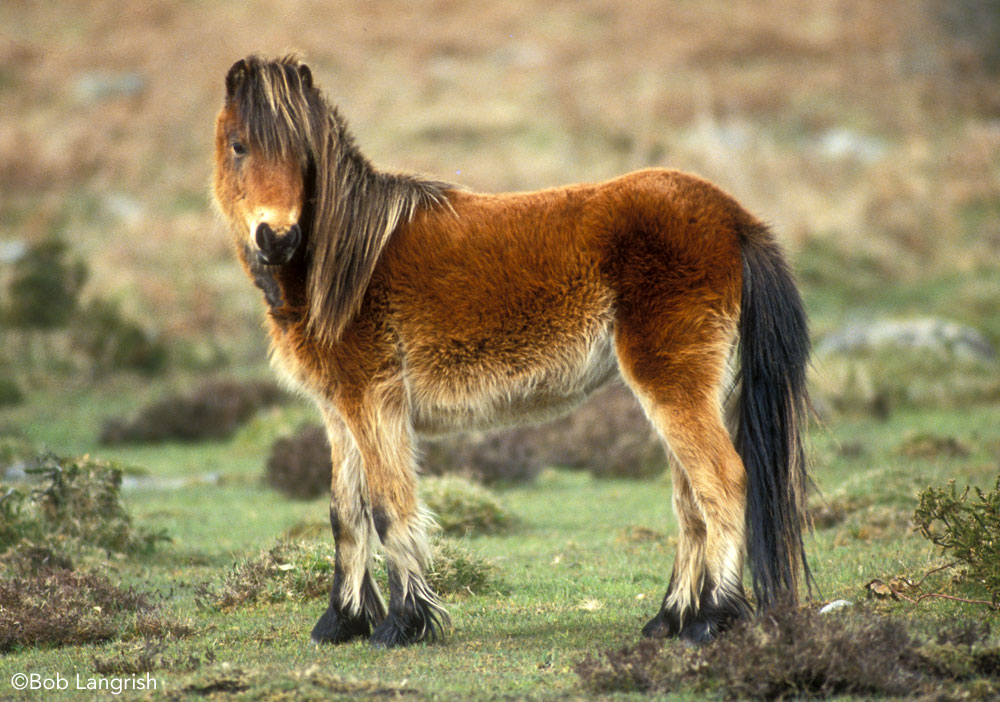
xmin=1 ymin=0 xmax=999 ymax=466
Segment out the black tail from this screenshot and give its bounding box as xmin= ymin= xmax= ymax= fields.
xmin=735 ymin=225 xmax=812 ymax=610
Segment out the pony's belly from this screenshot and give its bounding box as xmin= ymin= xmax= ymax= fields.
xmin=407 ymin=325 xmax=618 ymax=436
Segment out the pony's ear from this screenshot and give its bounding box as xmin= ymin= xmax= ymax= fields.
xmin=298 ymin=63 xmax=313 ymax=92
xmin=225 ymin=59 xmax=248 ymax=100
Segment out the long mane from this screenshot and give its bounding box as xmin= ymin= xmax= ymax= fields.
xmin=229 ymin=54 xmax=453 ymax=344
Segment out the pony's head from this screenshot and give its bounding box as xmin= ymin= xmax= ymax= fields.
xmin=213 ymin=53 xmax=452 ymax=343
xmin=212 ymin=55 xmax=322 ymax=266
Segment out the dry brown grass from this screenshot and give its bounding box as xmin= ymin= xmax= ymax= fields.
xmin=2 ymin=0 xmax=997 ymax=350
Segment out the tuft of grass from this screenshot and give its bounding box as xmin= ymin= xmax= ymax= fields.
xmin=197 ymin=537 xmax=500 ymax=611
xmin=427 ymin=538 xmax=501 ymax=596
xmin=915 ymin=475 xmax=1000 ymax=601
xmin=194 ymin=540 xmax=334 ymax=612
xmin=420 ymin=475 xmax=515 ymax=536
xmin=576 ymin=605 xmax=1000 ymax=699
xmin=0 ymin=451 xmax=167 ymax=564
xmin=897 ymin=431 xmax=973 ymax=459
xmin=0 ymin=570 xmax=188 ymax=652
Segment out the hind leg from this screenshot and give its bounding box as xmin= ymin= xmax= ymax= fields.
xmin=644 ymin=398 xmax=752 ymax=643
xmin=311 ymin=410 xmax=386 ymax=644
xmin=641 ymin=458 xmax=707 ymax=638
xmin=618 ymin=326 xmax=751 ymax=643
xmin=339 ymin=388 xmax=448 ymax=647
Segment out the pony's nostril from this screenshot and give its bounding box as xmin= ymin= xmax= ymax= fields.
xmin=255 ymin=221 xmax=299 ymax=265
xmin=255 ymin=222 xmax=276 ymax=251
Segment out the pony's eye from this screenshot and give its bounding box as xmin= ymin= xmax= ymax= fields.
xmin=231 ymin=141 xmax=247 ymax=157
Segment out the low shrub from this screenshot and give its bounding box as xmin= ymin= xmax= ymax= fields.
xmin=264 ymin=424 xmax=330 ymax=499
xmin=422 ymin=383 xmax=665 ymax=482
xmin=0 ymin=378 xmax=24 ymax=407
xmin=71 ymin=298 xmax=168 ymax=376
xmin=100 ymin=379 xmax=286 ymax=445
xmin=0 ymin=451 xmax=167 ymax=564
xmin=2 ymin=237 xmax=87 ymax=332
xmin=0 ymin=570 xmax=187 ymax=652
xmin=915 ymin=475 xmax=1000 ymax=601
xmin=533 ymin=382 xmax=665 ymax=479
xmin=264 ymin=423 xmax=544 ymax=500
xmin=421 ymin=428 xmax=543 ymax=485
xmin=576 ymin=605 xmax=1000 ymax=699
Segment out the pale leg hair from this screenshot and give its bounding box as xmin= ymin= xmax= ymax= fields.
xmin=341 ymin=385 xmax=448 ymax=646
xmin=323 ymin=409 xmax=386 ymax=623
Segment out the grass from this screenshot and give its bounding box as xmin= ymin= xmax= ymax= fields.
xmin=1 ymin=391 xmax=999 ymax=699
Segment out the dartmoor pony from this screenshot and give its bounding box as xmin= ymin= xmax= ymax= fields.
xmin=212 ymin=54 xmax=811 ymax=648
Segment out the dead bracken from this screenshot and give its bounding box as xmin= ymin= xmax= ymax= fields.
xmin=0 ymin=570 xmax=187 ymax=652
xmin=575 ymin=604 xmax=1000 ymax=699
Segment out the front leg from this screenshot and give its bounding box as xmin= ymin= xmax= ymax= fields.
xmin=341 ymin=388 xmax=449 ymax=647
xmin=311 ymin=412 xmax=386 ymax=644
xmin=371 ymin=503 xmax=448 ymax=647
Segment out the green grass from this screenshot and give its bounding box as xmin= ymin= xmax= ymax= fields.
xmin=2 ymin=384 xmax=999 ymax=699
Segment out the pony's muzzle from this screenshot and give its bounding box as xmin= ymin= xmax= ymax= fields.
xmin=255 ymin=222 xmax=301 ymax=265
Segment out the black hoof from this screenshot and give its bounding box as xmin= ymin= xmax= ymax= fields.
xmin=310 ymin=605 xmax=371 ymax=645
xmin=641 ymin=608 xmax=684 ymax=639
xmin=369 ymin=601 xmax=447 ymax=648
xmin=642 ymin=584 xmax=752 ymax=644
xmin=369 ymin=612 xmax=425 ymax=648
xmin=680 ymin=593 xmax=752 ymax=645
xmin=678 ymin=618 xmax=718 ymax=645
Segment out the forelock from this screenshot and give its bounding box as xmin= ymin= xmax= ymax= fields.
xmin=230 ymin=54 xmax=319 ymax=161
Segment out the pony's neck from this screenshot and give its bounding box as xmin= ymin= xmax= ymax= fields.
xmin=304 ymin=110 xmax=452 ymax=345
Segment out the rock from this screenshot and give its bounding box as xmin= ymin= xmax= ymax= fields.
xmin=73 ymin=71 xmax=146 ymax=102
xmin=819 ymin=599 xmax=853 ymax=614
xmin=103 ymin=192 xmax=144 ymax=225
xmin=0 ymin=239 xmax=27 ymax=264
xmin=817 ymin=317 xmax=995 ymax=361
xmin=816 ymin=127 xmax=888 ymax=163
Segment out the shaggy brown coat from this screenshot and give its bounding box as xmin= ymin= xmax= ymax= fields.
xmin=212 ymin=54 xmax=811 ymax=648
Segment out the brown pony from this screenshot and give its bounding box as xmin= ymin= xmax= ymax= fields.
xmin=212 ymin=54 xmax=811 ymax=648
